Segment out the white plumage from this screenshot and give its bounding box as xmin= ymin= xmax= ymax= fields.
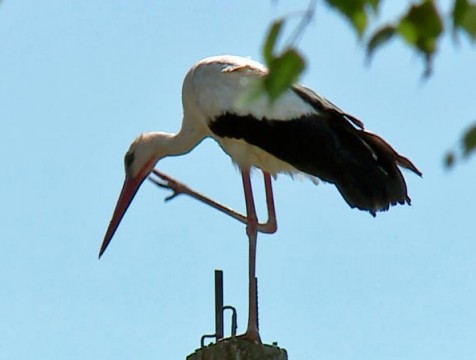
xmin=185 ymin=55 xmax=315 ymax=121
xmin=181 ymin=55 xmax=317 ymax=174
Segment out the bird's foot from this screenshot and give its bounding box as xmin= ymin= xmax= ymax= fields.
xmin=148 ymin=169 xmax=191 ymax=202
xmin=237 ymin=329 xmax=262 ymax=344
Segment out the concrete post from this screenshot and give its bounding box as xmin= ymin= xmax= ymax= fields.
xmin=187 ymin=338 xmax=287 ymax=360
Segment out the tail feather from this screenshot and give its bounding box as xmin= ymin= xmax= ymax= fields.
xmin=290 ymin=84 xmax=420 ymax=214
xmin=334 ymin=130 xmax=421 ymax=215
xmin=362 ymin=132 xmax=422 ymax=176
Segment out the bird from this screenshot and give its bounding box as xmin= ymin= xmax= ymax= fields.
xmin=99 ymin=54 xmax=422 ymax=343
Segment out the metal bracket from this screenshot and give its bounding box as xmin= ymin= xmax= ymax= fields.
xmin=200 ymin=270 xmax=239 ymax=347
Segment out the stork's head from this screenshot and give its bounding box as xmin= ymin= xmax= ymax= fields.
xmin=99 ymin=132 xmax=174 ymax=258
xmin=124 ymin=133 xmax=164 ymax=178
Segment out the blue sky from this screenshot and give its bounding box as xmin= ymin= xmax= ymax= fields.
xmin=1 ymin=1 xmax=475 ymax=359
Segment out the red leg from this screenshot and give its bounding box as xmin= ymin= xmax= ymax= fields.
xmin=239 ymin=167 xmax=261 ymax=344
xmin=149 ymin=168 xmax=279 ymax=343
xmin=257 ymin=172 xmax=277 ymax=234
xmin=149 ymin=169 xmax=248 ymax=223
xmin=149 ymin=169 xmax=277 ymax=233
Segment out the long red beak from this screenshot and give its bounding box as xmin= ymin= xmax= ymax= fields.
xmin=99 ymin=175 xmax=146 ymax=258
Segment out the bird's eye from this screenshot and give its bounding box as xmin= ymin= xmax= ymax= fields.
xmin=124 ymin=151 xmax=135 ymax=171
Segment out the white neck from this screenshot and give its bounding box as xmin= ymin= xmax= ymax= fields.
xmin=148 ymin=120 xmax=207 ymax=159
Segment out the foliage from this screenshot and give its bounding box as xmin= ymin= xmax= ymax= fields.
xmin=445 ymin=123 xmax=476 ymax=168
xmin=261 ymin=0 xmax=476 ymax=167
xmin=453 ymin=0 xmax=476 ymax=42
xmin=368 ymin=1 xmax=443 ymax=77
xmin=262 ymin=20 xmax=306 ymax=100
xmin=325 ymin=0 xmax=380 ymax=37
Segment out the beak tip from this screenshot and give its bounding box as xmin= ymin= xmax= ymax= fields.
xmin=100 ymin=174 xmax=144 ymax=261
xmin=98 ymin=242 xmax=108 ymax=259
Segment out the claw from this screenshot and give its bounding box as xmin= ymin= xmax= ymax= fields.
xmin=147 ymin=176 xmax=167 ymax=188
xmin=148 ymin=174 xmax=178 ymax=201
xmin=148 ymin=169 xmax=188 ymax=202
xmin=164 ymin=192 xmax=179 ymax=202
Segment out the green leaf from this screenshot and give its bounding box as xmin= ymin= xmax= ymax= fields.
xmin=452 ymin=0 xmax=476 ymax=42
xmin=263 ymin=19 xmax=284 ymax=64
xmin=325 ymin=0 xmax=381 ymax=37
xmin=351 ymin=9 xmax=369 ymax=37
xmin=397 ymin=1 xmax=444 ymax=76
xmin=366 ymin=25 xmax=396 ymax=60
xmin=367 ymin=0 xmax=381 ymax=13
xmin=444 ymin=152 xmax=456 ymax=168
xmin=263 ymin=49 xmax=305 ymax=101
xmin=453 ymin=0 xmax=468 ymax=25
xmin=445 ymin=122 xmax=476 ymax=169
xmin=463 ymin=124 xmax=476 ymax=157
xmin=397 ymin=1 xmax=443 ymax=49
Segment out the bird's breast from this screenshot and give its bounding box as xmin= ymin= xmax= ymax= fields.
xmin=212 ymin=135 xmax=298 ymax=176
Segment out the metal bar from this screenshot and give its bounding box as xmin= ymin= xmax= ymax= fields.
xmin=200 ymin=334 xmax=215 ymax=348
xmin=223 ymin=306 xmax=238 ymax=337
xmin=255 ymin=276 xmax=259 ymax=332
xmin=215 ymin=270 xmax=224 ymax=341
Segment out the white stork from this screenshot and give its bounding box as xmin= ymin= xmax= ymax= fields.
xmin=99 ymin=55 xmax=421 ymax=343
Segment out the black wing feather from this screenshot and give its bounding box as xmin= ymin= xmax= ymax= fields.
xmin=209 ymin=87 xmax=421 ymax=215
